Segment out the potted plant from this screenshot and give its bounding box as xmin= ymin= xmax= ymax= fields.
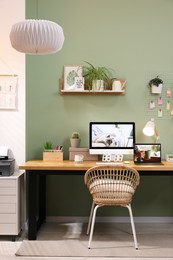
xmin=83 ymin=61 xmax=112 ymax=91
xmin=70 ymin=132 xmax=81 ymax=148
xmin=44 ymin=141 xmax=53 ymax=151
xmin=149 ymin=76 xmax=163 ymax=94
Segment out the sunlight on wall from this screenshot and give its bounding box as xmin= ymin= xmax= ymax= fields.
xmin=0 ymin=0 xmax=25 ymax=168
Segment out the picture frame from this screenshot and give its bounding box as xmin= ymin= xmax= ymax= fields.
xmin=0 ymin=75 xmax=18 ymax=110
xmin=74 ymin=76 xmax=84 ymax=91
xmin=64 ymin=65 xmax=83 ymax=90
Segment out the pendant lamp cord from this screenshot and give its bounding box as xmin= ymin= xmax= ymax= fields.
xmin=36 ymin=0 xmax=38 ymax=19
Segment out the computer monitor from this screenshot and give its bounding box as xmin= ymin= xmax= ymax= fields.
xmin=89 ymin=122 xmax=135 ymax=156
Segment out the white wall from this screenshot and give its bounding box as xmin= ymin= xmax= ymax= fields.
xmin=0 ymin=0 xmax=25 ymax=169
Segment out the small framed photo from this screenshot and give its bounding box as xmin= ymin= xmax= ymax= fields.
xmin=64 ymin=66 xmax=83 ymax=90
xmin=74 ymin=77 xmax=84 ymax=91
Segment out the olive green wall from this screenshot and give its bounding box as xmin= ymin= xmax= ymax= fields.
xmin=26 ymin=0 xmax=173 ymax=217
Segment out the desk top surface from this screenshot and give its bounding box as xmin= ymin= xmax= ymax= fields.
xmin=19 ymin=160 xmax=173 ymax=171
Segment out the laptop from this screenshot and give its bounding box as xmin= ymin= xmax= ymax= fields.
xmin=134 ymin=143 xmax=162 ymax=164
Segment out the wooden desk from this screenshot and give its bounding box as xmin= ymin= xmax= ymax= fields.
xmin=19 ymin=160 xmax=173 ymax=240
xmin=20 ymin=159 xmax=173 ymax=171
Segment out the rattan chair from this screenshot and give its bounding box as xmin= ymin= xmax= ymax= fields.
xmin=84 ymin=164 xmax=140 ymax=249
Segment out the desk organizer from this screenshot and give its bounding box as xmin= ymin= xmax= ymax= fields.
xmin=69 ymin=147 xmax=98 ymax=161
xmin=43 ymin=151 xmax=63 ymax=161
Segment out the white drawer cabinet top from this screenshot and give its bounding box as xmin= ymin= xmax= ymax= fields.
xmin=0 ymin=171 xmax=24 ymax=180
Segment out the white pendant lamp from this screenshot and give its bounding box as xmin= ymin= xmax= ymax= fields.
xmin=9 ymin=1 xmax=64 ymax=54
xmin=10 ymin=20 xmax=64 ymax=54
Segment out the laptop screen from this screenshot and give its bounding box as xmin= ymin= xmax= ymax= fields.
xmin=134 ymin=143 xmax=161 ymax=164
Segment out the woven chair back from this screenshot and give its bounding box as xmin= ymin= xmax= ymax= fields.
xmin=84 ymin=165 xmax=140 ymax=206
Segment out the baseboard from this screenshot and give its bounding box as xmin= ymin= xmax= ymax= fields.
xmin=46 ymin=216 xmax=173 ymax=223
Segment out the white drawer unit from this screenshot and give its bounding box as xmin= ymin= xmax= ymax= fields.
xmin=0 ymin=171 xmax=24 ymax=241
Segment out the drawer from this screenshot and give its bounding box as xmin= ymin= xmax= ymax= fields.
xmin=0 ymin=214 xmax=16 ymax=223
xmin=0 ymin=196 xmax=16 ymax=203
xmin=0 ymin=203 xmax=16 ymax=213
xmin=0 ymin=179 xmax=16 ymax=187
xmin=0 ymin=188 xmax=16 ymax=195
xmin=0 ymin=224 xmax=19 ymax=235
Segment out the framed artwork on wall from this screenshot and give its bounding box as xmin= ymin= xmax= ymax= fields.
xmin=64 ymin=65 xmax=83 ymax=90
xmin=0 ymin=75 xmax=18 ymax=110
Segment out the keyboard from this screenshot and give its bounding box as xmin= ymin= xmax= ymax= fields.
xmin=96 ymin=162 xmax=123 ymax=165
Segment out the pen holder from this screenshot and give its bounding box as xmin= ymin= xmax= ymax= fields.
xmin=43 ymin=151 xmax=63 ymax=161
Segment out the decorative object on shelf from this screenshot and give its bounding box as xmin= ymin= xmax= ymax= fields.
xmin=112 ymin=78 xmax=126 ymax=92
xmin=149 ymin=76 xmax=163 ymax=94
xmin=64 ymin=66 xmax=83 ymax=90
xmin=83 ymin=61 xmax=112 ymax=91
xmin=143 ymin=118 xmax=159 ymax=142
xmin=70 ymin=132 xmax=81 ymax=148
xmin=43 ymin=142 xmax=63 ymax=161
xmin=9 ymin=0 xmax=64 ymax=54
xmin=74 ymin=77 xmax=84 ymax=91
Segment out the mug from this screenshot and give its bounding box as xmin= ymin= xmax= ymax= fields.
xmin=112 ymin=80 xmax=122 ymax=92
xmin=74 ymin=154 xmax=84 ymax=163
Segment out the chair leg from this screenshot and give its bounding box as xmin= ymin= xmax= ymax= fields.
xmin=88 ymin=204 xmax=101 ymax=249
xmin=126 ymin=204 xmax=138 ymax=250
xmin=86 ymin=201 xmax=95 ymax=235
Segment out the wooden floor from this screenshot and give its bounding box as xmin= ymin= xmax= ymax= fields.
xmin=0 ymin=222 xmax=173 ymax=260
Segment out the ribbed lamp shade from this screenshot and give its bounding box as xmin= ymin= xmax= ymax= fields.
xmin=9 ymin=19 xmax=64 ymax=54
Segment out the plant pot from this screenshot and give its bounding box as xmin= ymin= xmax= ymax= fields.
xmin=92 ymin=80 xmax=104 ymax=91
xmin=151 ymin=83 xmax=163 ymax=94
xmin=70 ymin=138 xmax=81 ymax=148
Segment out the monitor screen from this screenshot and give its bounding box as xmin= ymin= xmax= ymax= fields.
xmin=89 ymin=122 xmax=135 ymax=155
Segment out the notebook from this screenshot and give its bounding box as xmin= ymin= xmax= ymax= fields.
xmin=134 ymin=143 xmax=162 ymax=164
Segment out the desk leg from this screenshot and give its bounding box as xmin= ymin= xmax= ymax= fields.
xmin=37 ymin=174 xmax=46 ymax=230
xmin=28 ymin=170 xmax=37 ymax=240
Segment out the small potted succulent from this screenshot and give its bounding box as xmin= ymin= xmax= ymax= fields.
xmin=44 ymin=141 xmax=53 ymax=151
xmin=149 ymin=76 xmax=163 ymax=94
xmin=83 ymin=61 xmax=112 ymax=91
xmin=70 ymin=132 xmax=81 ymax=148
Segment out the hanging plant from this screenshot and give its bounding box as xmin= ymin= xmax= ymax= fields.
xmin=149 ymin=76 xmax=163 ymax=94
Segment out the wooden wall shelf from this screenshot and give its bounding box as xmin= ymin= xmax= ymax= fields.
xmin=59 ymin=78 xmax=126 ymax=96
